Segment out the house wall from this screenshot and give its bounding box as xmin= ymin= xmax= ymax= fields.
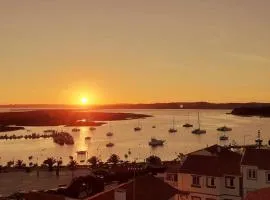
xmin=177 ymin=173 xmax=241 ymax=200
xmin=242 ymin=165 xmax=270 ymax=197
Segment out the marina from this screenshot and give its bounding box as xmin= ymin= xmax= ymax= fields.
xmin=0 ymin=109 xmax=270 ymax=165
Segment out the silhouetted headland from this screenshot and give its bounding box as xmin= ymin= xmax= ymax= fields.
xmin=0 ymin=110 xmax=151 ymax=129
xmin=1 ymin=102 xmax=270 ymax=110
xmin=231 ymin=106 xmax=270 ymax=117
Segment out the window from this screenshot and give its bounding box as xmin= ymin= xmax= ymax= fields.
xmin=192 ymin=175 xmax=201 ymax=187
xmin=247 ymin=169 xmax=257 ymax=180
xmin=191 ymin=196 xmax=201 ymax=200
xmin=166 ymin=173 xmax=177 ymax=182
xmin=206 ymin=177 xmax=216 ymax=188
xmin=225 ymin=176 xmax=235 ymax=188
xmin=266 ymin=172 xmax=270 ymax=183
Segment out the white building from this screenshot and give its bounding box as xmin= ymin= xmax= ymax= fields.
xmin=165 ymin=145 xmax=242 ymax=200
xmin=241 ymin=148 xmax=270 ymax=198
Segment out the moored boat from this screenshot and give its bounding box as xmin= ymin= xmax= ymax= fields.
xmin=217 ymin=126 xmax=232 ymax=132
xmin=148 ymin=138 xmax=165 ymax=147
xmin=106 ymin=142 xmax=114 ymax=147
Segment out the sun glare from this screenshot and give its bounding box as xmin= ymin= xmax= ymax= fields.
xmin=80 ymin=97 xmax=88 ymax=105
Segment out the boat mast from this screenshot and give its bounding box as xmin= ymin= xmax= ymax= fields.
xmin=198 ymin=112 xmax=200 ymax=129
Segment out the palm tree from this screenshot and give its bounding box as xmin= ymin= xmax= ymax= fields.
xmin=87 ymin=156 xmax=99 ymax=169
xmin=146 ymin=155 xmax=162 ymax=166
xmin=107 ymin=154 xmax=120 ymax=166
xmin=43 ymin=157 xmax=56 ymax=171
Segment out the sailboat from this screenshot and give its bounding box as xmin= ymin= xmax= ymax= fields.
xmin=106 ymin=124 xmax=114 ymax=136
xmin=192 ymin=112 xmax=206 ymax=134
xmin=134 ymin=120 xmax=142 ymax=131
xmin=183 ymin=112 xmax=193 ymax=128
xmin=168 ymin=117 xmax=177 ymax=133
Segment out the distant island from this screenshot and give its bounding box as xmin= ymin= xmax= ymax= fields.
xmin=0 ymin=110 xmax=151 ymax=131
xmin=1 ymin=102 xmax=270 ymax=110
xmin=231 ymin=106 xmax=270 ymax=117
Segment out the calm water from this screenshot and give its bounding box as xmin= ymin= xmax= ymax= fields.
xmin=0 ymin=109 xmax=269 ymax=165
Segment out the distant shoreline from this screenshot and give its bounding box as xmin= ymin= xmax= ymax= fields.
xmin=1 ymin=102 xmax=270 ymax=110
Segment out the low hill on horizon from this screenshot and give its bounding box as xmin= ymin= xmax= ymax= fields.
xmin=1 ymin=102 xmax=270 ymax=110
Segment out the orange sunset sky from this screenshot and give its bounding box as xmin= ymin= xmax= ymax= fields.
xmin=1 ymin=0 xmax=270 ymax=105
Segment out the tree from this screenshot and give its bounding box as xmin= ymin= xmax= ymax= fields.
xmin=15 ymin=160 xmax=25 ymax=169
xmin=68 ymin=159 xmax=78 ymax=171
xmin=43 ymin=157 xmax=56 ymax=171
xmin=107 ymin=154 xmax=120 ymax=165
xmin=6 ymin=160 xmax=14 ymax=168
xmin=88 ymin=156 xmax=99 ymax=168
xmin=146 ymin=155 xmax=162 ymax=166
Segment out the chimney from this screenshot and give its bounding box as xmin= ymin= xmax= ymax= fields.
xmin=114 ymin=188 xmax=126 ymax=200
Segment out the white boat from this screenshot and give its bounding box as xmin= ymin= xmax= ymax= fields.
xmin=148 ymin=138 xmax=165 ymax=147
xmin=192 ymin=112 xmax=206 ymax=135
xmin=168 ymin=118 xmax=177 ymax=133
xmin=217 ymin=126 xmax=232 ymax=132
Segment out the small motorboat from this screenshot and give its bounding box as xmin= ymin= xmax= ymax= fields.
xmin=134 ymin=127 xmax=142 ymax=131
xmin=183 ymin=123 xmax=193 ymax=128
xmin=72 ymin=128 xmax=80 ymax=132
xmin=106 ymin=132 xmax=113 ymax=137
xmin=89 ymin=127 xmax=96 ymax=131
xmin=192 ymin=128 xmax=206 ymax=135
xmin=219 ymin=135 xmax=229 ymax=141
xmin=149 ymin=138 xmax=165 ymax=147
xmin=106 ymin=142 xmax=114 ymax=147
xmin=217 ymin=126 xmax=232 ymax=132
xmin=85 ymin=137 xmax=91 ymax=140
xmin=168 ymin=128 xmax=177 ymax=133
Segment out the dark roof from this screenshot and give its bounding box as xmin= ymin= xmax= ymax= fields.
xmin=241 ymin=148 xmax=270 ymax=170
xmin=180 ymin=145 xmax=241 ymax=176
xmin=244 ymin=187 xmax=270 ymax=200
xmin=89 ymin=175 xmax=178 ymax=200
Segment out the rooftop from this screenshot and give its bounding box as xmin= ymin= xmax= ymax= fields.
xmin=179 ymin=145 xmax=242 ymax=176
xmin=88 ymin=175 xmax=178 ymax=200
xmin=241 ymin=148 xmax=270 ymax=170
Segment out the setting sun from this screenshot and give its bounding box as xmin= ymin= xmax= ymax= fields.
xmin=80 ymin=97 xmax=88 ymax=105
